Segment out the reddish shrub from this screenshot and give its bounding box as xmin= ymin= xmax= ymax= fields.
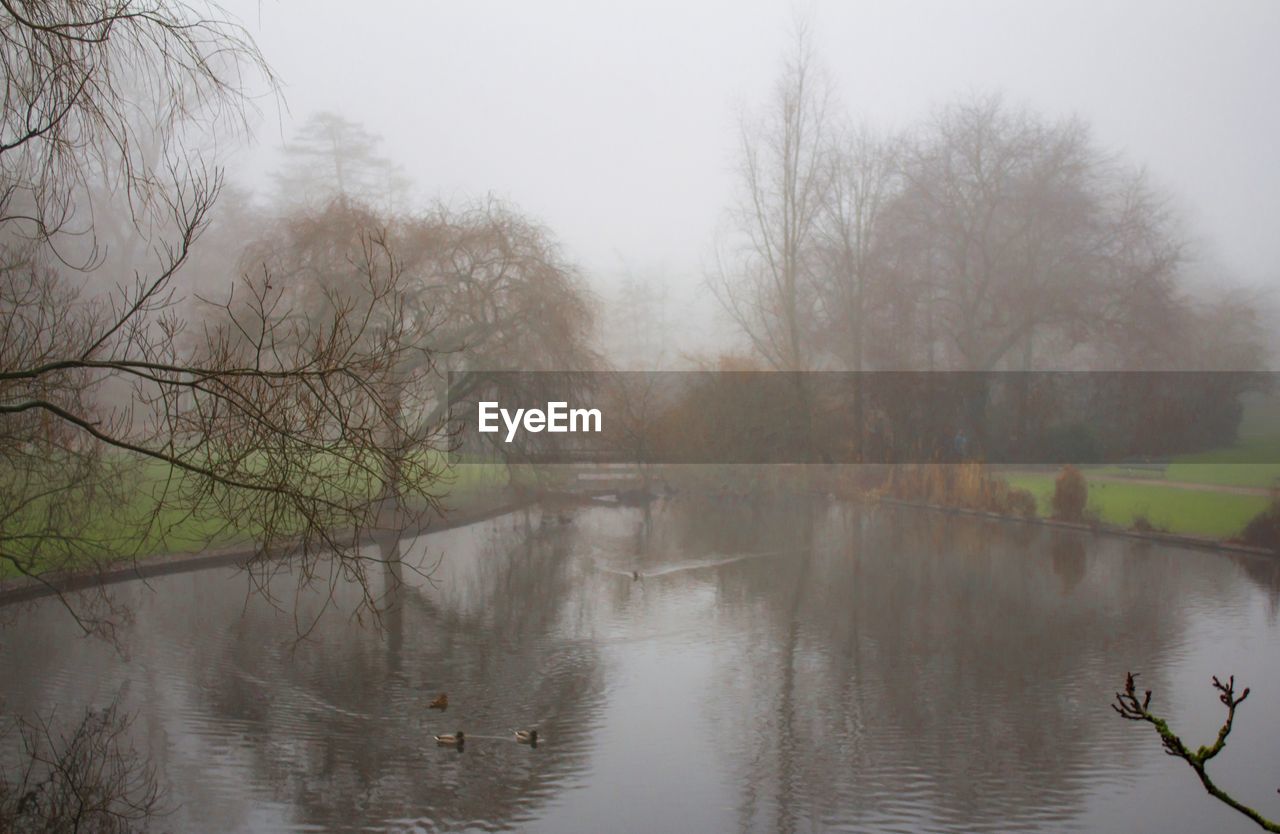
xmin=1052 ymin=465 xmax=1088 ymax=522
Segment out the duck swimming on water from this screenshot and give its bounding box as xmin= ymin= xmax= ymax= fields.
xmin=514 ymin=729 xmax=539 ymax=745
xmin=434 ymin=731 xmax=464 ymax=747
xmin=428 ymin=693 xmax=448 ymax=710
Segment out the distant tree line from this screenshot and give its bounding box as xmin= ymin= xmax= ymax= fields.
xmin=709 ymin=22 xmax=1268 ymax=458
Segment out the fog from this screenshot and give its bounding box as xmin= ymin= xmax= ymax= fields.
xmin=8 ymin=5 xmax=1280 ymax=830
xmin=224 ymin=0 xmax=1280 ymax=320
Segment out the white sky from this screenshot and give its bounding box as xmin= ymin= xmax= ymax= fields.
xmin=221 ymin=0 xmax=1280 ymax=308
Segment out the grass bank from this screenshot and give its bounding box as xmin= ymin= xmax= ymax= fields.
xmin=1004 ymin=473 xmax=1270 ymax=539
xmin=0 ymin=455 xmax=516 ymax=581
xmin=995 ymin=394 xmax=1280 ymax=538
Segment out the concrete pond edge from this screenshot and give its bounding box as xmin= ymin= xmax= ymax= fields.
xmin=0 ymin=493 xmax=539 ymax=608
xmin=876 ymin=496 xmax=1276 ymax=558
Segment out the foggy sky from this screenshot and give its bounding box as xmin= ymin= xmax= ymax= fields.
xmin=223 ymin=0 xmax=1280 ymax=308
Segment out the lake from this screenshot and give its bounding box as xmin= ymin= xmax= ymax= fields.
xmin=3 ymin=498 xmax=1279 ymax=832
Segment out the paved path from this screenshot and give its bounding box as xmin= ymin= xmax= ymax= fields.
xmin=1084 ymin=474 xmax=1273 ymax=496
xmin=1004 ymin=468 xmax=1275 ymax=497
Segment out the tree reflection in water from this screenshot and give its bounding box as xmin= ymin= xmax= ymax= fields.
xmin=189 ymin=513 xmax=608 ymax=831
xmin=687 ymin=500 xmax=1267 ymax=833
xmin=2 ymin=500 xmax=1279 ymax=832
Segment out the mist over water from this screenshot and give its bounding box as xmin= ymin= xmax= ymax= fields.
xmin=4 ymin=502 xmax=1279 ymax=833
xmin=4 ymin=2 xmax=1280 ymax=831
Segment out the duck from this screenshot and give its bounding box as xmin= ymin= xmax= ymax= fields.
xmin=513 ymin=729 xmax=539 ymax=745
xmin=434 ymin=731 xmax=464 ymax=747
xmin=631 ymin=570 xmax=641 ymax=581
xmin=428 ymin=693 xmax=448 ymax=710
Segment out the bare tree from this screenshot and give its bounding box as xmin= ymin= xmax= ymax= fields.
xmin=0 ymin=1 xmax=449 ymax=637
xmin=1091 ymin=172 xmax=1197 ymax=369
xmin=1184 ymin=288 xmax=1270 ymax=371
xmin=0 ymin=697 xmax=163 ymax=832
xmin=811 ymin=124 xmax=899 ymax=454
xmin=0 ymin=0 xmax=272 ymax=264
xmin=235 ymin=193 xmax=598 ymax=478
xmin=711 ymin=18 xmax=832 ymax=373
xmin=607 ymin=266 xmax=671 ymax=370
xmin=814 ymin=124 xmax=898 ymax=373
xmin=272 ymin=111 xmax=411 ymax=212
xmin=708 ymin=19 xmax=834 ymax=463
xmin=399 ymin=197 xmax=599 ymax=424
xmin=230 ymin=197 xmax=451 ymax=508
xmin=890 ymin=95 xmax=1115 ymax=371
xmin=1114 ymin=672 xmax=1279 ymax=832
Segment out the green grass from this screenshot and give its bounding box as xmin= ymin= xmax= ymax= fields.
xmin=1161 ymin=462 xmax=1280 ymax=489
xmin=441 ymin=461 xmax=521 ymax=503
xmin=1080 ymin=461 xmax=1280 ymax=489
xmin=1161 ymin=398 xmax=1280 ymax=488
xmin=1161 ymin=420 xmax=1280 ymax=488
xmin=1 ymin=452 xmax=514 ymax=581
xmin=1006 ymin=473 xmax=1270 ymax=538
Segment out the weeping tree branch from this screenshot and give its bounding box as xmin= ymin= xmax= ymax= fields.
xmin=0 ymin=0 xmax=463 ymax=640
xmin=0 ymin=212 xmax=454 ymax=638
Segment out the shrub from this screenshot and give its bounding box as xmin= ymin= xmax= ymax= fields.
xmin=0 ymin=700 xmax=161 ymax=832
xmin=1131 ymin=514 xmax=1155 ymax=532
xmin=1052 ymin=465 xmax=1088 ymax=522
xmin=954 ymin=462 xmax=989 ymax=508
xmin=1240 ymin=490 xmax=1280 ymax=552
xmin=1008 ymin=487 xmax=1038 ymax=519
xmin=885 ymin=463 xmax=1042 ymax=520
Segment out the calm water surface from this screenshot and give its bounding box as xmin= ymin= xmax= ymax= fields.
xmin=3 ymin=498 xmax=1280 ymax=832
